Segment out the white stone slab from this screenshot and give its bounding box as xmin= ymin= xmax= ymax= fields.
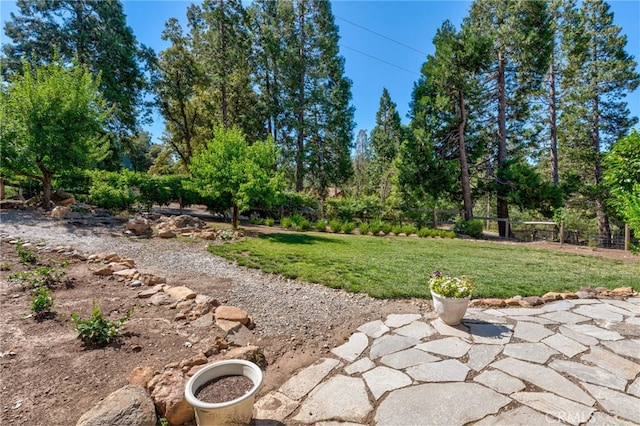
xmin=491 ymin=357 xmax=595 ymax=406
xmin=542 ymin=333 xmax=588 ymax=358
xmin=380 ymin=348 xmax=440 ymax=369
xmin=581 ymin=346 xmax=640 ymax=380
xmin=279 ymin=358 xmax=341 ymax=401
xmin=430 ymin=318 xmax=471 ymax=339
xmin=626 ymin=297 xmax=640 ymax=305
xmin=466 ymin=344 xmax=503 ymax=372
xmin=468 ymin=322 xmax=513 ymax=345
xmin=473 ymin=369 xmax=525 ymax=394
xmin=542 ymin=300 xmax=576 ymax=312
xmin=384 ymin=313 xmax=422 ymax=328
xmin=474 ymin=406 xmax=550 ymax=425
xmin=600 ymin=302 xmax=640 ymax=317
xmin=581 ymin=383 xmax=640 ymax=423
xmin=292 ymin=375 xmax=372 ymax=423
xmin=511 ymin=392 xmax=595 ymax=425
xmin=331 ymin=332 xmax=369 ymax=362
xmin=362 ymin=366 xmax=411 ymax=399
xmin=574 ymin=305 xmax=624 ymax=322
xmin=564 ymin=324 xmax=624 ymax=341
xmin=357 ymin=319 xmax=389 ymax=338
xmin=628 ymin=377 xmax=640 ymax=398
xmin=503 ymin=342 xmax=559 ymax=364
xmin=406 ymin=359 xmax=470 ymax=382
xmin=602 ymin=339 xmax=640 ymax=361
xmin=254 ymin=391 xmax=297 ymax=422
xmin=482 ymin=308 xmax=507 ymax=317
xmin=416 ymin=337 xmax=471 ymax=358
xmin=587 ymin=412 xmax=638 ymax=426
xmin=507 ymin=316 xmax=557 ymax=325
xmin=604 ymin=299 xmax=640 ymax=314
xmin=394 ymin=321 xmax=437 ymax=339
xmin=500 ymin=307 xmax=546 ymax=316
xmin=375 ymin=383 xmax=510 ymax=426
xmin=559 ymin=325 xmax=600 ymax=346
xmin=344 ymin=357 xmax=375 ymax=375
xmin=369 ymin=334 xmax=420 ymax=359
xmin=513 ymin=321 xmax=554 ymax=342
xmin=571 ymin=298 xmax=601 ymax=304
xmin=465 ymin=311 xmax=508 ymax=324
xmin=541 ymin=310 xmax=590 ymax=324
xmin=628 ymin=316 xmax=640 ymax=326
xmin=549 ymin=360 xmax=627 ymax=391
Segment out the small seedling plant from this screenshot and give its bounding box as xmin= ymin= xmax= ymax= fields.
xmin=30 ymin=286 xmax=54 ymax=319
xmin=71 ymin=302 xmax=133 ymax=346
xmin=15 ymin=240 xmax=38 ymax=265
xmin=9 ymin=266 xmax=69 ymax=290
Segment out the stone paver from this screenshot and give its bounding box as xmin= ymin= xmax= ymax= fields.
xmin=279 ymin=358 xmax=341 ymax=401
xmin=357 ymin=320 xmax=389 ymax=338
xmin=406 ymin=359 xmax=470 ymax=382
xmin=394 ymin=321 xmax=436 ymax=339
xmin=362 ymin=366 xmax=411 ymax=399
xmin=473 ymin=369 xmax=526 ymax=394
xmin=581 ymin=383 xmax=640 ymax=423
xmin=512 ymin=321 xmax=554 ymax=342
xmin=491 ymin=357 xmax=595 ymax=406
xmin=503 ymin=342 xmax=559 ymax=363
xmin=511 ymin=392 xmax=595 ymax=425
xmin=542 ymin=333 xmax=588 ymax=358
xmin=375 ymin=383 xmax=510 ymax=426
xmin=380 ymin=348 xmax=440 ymax=369
xmin=415 ymin=336 xmax=471 ymax=357
xmin=292 ymin=375 xmax=372 ymax=424
xmin=549 ymin=359 xmax=627 ymax=391
xmin=331 ymin=332 xmax=368 ymax=362
xmin=256 ymin=297 xmax=639 ymax=425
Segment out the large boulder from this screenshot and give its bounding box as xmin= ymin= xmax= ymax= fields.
xmin=148 ymin=371 xmax=194 ymax=425
xmin=126 ymin=217 xmax=152 ymax=235
xmin=76 ymin=385 xmax=156 ymax=426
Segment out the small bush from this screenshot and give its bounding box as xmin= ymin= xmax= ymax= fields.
xmin=329 ymin=219 xmax=342 ymax=233
xmin=281 ymin=217 xmax=293 ymax=229
xmin=417 ymin=227 xmax=432 ymax=238
xmin=401 ymin=224 xmax=417 ymax=235
xmin=315 ymin=219 xmax=328 ymax=232
xmin=341 ymin=221 xmax=356 ymax=234
xmin=391 ymin=225 xmax=403 ymax=235
xmin=0 ymin=262 xmax=10 ymax=271
xmin=9 ymin=267 xmax=68 ymax=290
xmin=381 ymin=222 xmax=393 ymax=234
xmin=16 ymin=240 xmax=37 ymax=265
xmin=31 ymin=286 xmax=54 ymax=319
xmin=265 ymin=218 xmax=275 ymax=227
xmin=455 ymin=219 xmax=484 ymax=239
xmin=71 ymin=302 xmax=133 ymax=346
xmin=358 ymin=222 xmax=371 ymax=234
xmin=295 ymin=218 xmax=311 ymax=232
xmin=369 ymin=219 xmax=383 ymax=235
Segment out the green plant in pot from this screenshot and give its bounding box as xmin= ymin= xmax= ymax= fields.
xmin=429 ymin=271 xmax=474 ymax=325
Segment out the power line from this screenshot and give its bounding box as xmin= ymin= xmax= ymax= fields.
xmin=340 ymin=44 xmax=420 ymax=76
xmin=336 ymin=15 xmax=428 ymax=56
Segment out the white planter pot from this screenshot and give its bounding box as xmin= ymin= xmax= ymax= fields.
xmin=185 ymin=359 xmax=263 ymax=426
xmin=431 ymin=290 xmax=470 ymax=325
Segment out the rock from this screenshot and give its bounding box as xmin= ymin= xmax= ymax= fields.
xmin=180 ymin=353 xmax=208 ymax=370
xmin=484 ymin=298 xmax=506 ymax=308
xmin=76 ymin=385 xmax=156 ymax=426
xmin=93 ymin=265 xmax=114 ymax=276
xmin=139 ymin=273 xmax=166 ymax=286
xmin=148 ymin=371 xmax=194 ymax=426
xmin=113 ymin=268 xmax=139 ymax=279
xmin=215 ymin=306 xmax=249 ymax=325
xmin=216 ymin=319 xmax=243 ymax=333
xmin=612 ymin=287 xmax=635 ymax=297
xmin=192 ymin=312 xmax=215 ymax=329
xmin=199 ymin=230 xmax=219 ymax=240
xmin=149 ymin=293 xmax=175 ymax=306
xmin=130 ymin=280 xmax=142 ymax=288
xmin=126 ymin=217 xmax=152 ymax=235
xmin=195 ymin=294 xmax=218 ymax=306
xmin=165 ymin=286 xmax=196 ymax=301
xmin=157 ymin=230 xmax=176 ymax=239
xmin=542 ymin=292 xmax=562 ymax=303
xmin=120 ymin=258 xmax=136 ymax=268
xmin=50 ymin=206 xmax=71 ymax=219
xmin=227 ymin=325 xmax=254 ymax=346
xmin=0 ymin=199 xmax=25 ymax=209
xmin=137 ymin=288 xmax=158 ymax=299
xmin=523 ymin=296 xmax=544 ymax=306
xmin=57 ymin=196 xmax=76 ymax=207
xmin=127 ymin=367 xmax=157 ymax=389
xmin=505 ymin=298 xmax=521 ymax=306
xmin=221 ymin=345 xmax=263 ymax=361
xmin=560 ymin=292 xmax=578 ymax=299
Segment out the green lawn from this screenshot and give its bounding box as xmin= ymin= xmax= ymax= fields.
xmin=208 ymin=232 xmax=639 ymax=299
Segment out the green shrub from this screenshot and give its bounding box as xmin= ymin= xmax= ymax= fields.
xmin=392 ymin=225 xmax=403 ymax=235
xmin=315 ymin=219 xmax=328 ymax=232
xmin=341 ymin=221 xmax=356 ymax=234
xmin=265 ymin=218 xmax=275 ymax=227
xmin=16 ymin=240 xmax=37 ymax=265
xmin=329 ymin=219 xmax=342 ymax=233
xmin=295 ymin=218 xmax=311 ymax=232
xmin=455 ymin=219 xmax=484 ymax=239
xmin=401 ymin=224 xmax=417 ymax=235
xmin=31 ymin=286 xmax=54 ymax=318
xmin=71 ymin=302 xmax=133 ymax=346
xmin=418 ymin=227 xmax=433 ymax=238
xmin=358 ymin=222 xmax=371 ymax=234
xmin=281 ymin=217 xmax=293 ymax=229
xmin=9 ymin=266 xmax=68 ymax=289
xmin=369 ymin=219 xmax=383 ymax=235
xmin=381 ymin=222 xmax=393 ymax=234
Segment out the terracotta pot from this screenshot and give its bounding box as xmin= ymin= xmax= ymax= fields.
xmin=431 ymin=290 xmax=470 ymax=325
xmin=185 ymin=359 xmax=263 ymax=426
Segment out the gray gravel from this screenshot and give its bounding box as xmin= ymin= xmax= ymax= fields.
xmin=0 ymin=210 xmax=417 ymax=348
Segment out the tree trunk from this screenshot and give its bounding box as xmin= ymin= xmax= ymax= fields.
xmin=232 ymin=203 xmax=239 ymax=229
xmin=496 ymin=51 xmax=510 ymax=237
xmin=457 ymin=91 xmax=473 ymax=221
xmin=591 ymin=96 xmax=611 ymax=244
xmin=295 ymin=1 xmax=306 ymax=192
xmin=549 ymin=59 xmax=559 ymax=186
xmin=41 ymin=169 xmax=53 ymax=211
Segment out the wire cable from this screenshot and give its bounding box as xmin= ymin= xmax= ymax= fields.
xmin=340 ymin=44 xmax=420 ymax=76
xmin=336 ymin=15 xmax=428 ymax=56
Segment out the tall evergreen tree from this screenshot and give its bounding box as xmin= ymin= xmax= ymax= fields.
xmin=370 ymin=88 xmax=405 ymax=204
xmin=560 ymin=0 xmax=640 ymax=243
xmin=467 ymin=0 xmax=553 ymax=236
xmin=2 ymin=0 xmax=150 ymax=163
xmin=351 ymin=129 xmax=374 ymax=197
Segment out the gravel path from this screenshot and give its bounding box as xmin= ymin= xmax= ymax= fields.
xmin=0 ymin=210 xmax=419 ymax=350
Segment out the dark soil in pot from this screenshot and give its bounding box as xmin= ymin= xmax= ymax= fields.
xmin=195 ymin=375 xmax=254 ymax=403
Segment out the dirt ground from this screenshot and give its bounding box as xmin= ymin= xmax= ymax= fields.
xmin=0 ymin=214 xmax=636 ymax=425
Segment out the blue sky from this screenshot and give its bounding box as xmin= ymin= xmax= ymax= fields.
xmin=1 ymin=0 xmax=639 ymax=145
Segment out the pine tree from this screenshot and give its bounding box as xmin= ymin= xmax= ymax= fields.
xmin=560 ymin=0 xmax=640 ymax=243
